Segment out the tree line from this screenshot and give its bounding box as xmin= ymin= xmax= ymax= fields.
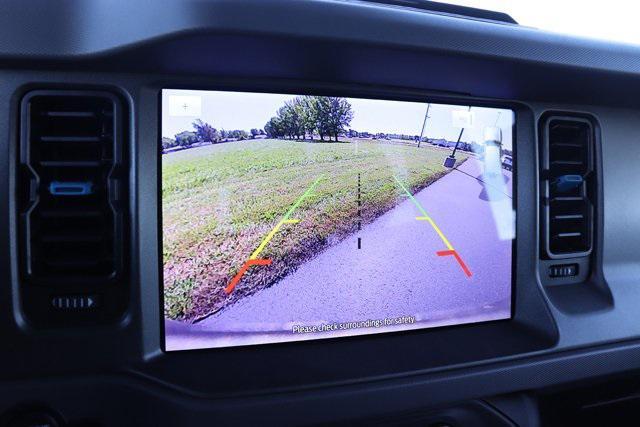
xmin=162 ymin=95 xmax=354 ymax=150
xmin=264 ymin=96 xmax=353 ymax=142
xmin=163 ymin=119 xmax=265 ymax=150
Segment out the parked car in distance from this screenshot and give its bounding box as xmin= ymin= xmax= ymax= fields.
xmin=502 ymin=155 xmax=513 ymax=171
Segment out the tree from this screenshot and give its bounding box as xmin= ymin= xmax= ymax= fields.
xmin=277 ymin=106 xmax=292 ymax=139
xmin=228 ymin=129 xmax=249 ymax=140
xmin=326 ymin=97 xmax=353 ymax=141
xmin=297 ymin=96 xmax=317 ymax=140
xmin=264 ymin=119 xmax=275 ymax=138
xmin=192 ymin=119 xmax=219 ymax=143
xmin=250 ymin=128 xmax=259 ymax=139
xmin=162 ymin=137 xmax=178 ymax=150
xmin=278 ymin=101 xmax=305 ymax=139
xmin=312 ymin=96 xmax=332 ymax=141
xmin=264 ymin=96 xmax=353 ymax=142
xmin=309 ymin=96 xmax=353 ymax=142
xmin=174 ymin=131 xmax=198 ymax=147
xmin=264 ymin=117 xmax=284 ymax=138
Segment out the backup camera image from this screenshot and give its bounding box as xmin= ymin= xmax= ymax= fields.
xmin=161 ymin=89 xmax=514 ymax=351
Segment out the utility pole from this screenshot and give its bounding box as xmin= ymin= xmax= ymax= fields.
xmin=417 ymin=103 xmax=431 ymax=148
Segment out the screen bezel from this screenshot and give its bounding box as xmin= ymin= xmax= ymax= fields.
xmin=157 ymin=85 xmax=518 ymax=354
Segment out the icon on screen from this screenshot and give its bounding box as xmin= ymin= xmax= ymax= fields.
xmin=168 ymin=95 xmax=202 ymax=117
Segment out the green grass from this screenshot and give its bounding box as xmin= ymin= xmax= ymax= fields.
xmin=163 ymin=138 xmax=468 ymax=321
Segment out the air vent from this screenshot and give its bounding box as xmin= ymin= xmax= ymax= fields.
xmin=541 ymin=116 xmax=594 ymax=258
xmin=18 ymin=90 xmax=127 ymax=325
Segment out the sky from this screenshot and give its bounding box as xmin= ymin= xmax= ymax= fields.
xmin=438 ymin=0 xmax=640 ymax=46
xmin=162 ymin=89 xmax=514 ymax=150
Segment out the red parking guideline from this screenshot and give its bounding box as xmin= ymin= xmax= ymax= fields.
xmin=225 ymin=259 xmax=273 ymax=295
xmin=436 ymin=250 xmax=473 ymax=278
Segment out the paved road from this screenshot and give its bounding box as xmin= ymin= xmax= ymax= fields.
xmin=166 ymin=157 xmax=513 ymax=350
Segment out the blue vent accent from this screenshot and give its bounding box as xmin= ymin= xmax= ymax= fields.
xmin=48 ymin=181 xmax=93 ymax=196
xmin=552 ymin=175 xmax=583 ymax=194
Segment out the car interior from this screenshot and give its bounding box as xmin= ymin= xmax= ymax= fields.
xmin=2 ymin=0 xmax=640 ymax=426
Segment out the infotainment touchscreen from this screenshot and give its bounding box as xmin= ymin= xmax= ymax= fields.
xmin=161 ymin=89 xmax=515 ymax=351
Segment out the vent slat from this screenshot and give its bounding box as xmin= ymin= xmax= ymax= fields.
xmin=41 ymin=111 xmax=96 ymax=118
xmin=44 ymin=259 xmax=102 ymax=268
xmin=552 ymin=196 xmax=583 ymax=202
xmin=39 ymin=210 xmax=102 ymax=219
xmin=555 ymin=232 xmax=582 ymax=238
xmin=39 ymin=160 xmax=102 ymax=167
xmin=554 ymin=214 xmax=584 ymax=220
xmin=551 ymin=160 xmax=583 ymax=166
xmin=40 ymin=234 xmax=104 ymax=243
xmin=551 ymin=142 xmax=582 ymax=148
xmin=40 ymin=136 xmax=102 ymax=143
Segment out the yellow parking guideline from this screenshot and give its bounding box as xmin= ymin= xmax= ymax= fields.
xmin=394 ymin=176 xmax=454 ymax=251
xmin=249 ymin=223 xmax=284 ymax=260
xmin=248 ymin=177 xmax=322 ymax=260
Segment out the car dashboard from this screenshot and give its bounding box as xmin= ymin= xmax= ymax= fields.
xmin=1 ymin=1 xmax=640 ymax=426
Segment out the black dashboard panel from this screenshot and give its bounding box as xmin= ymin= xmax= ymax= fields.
xmin=2 ymin=1 xmax=640 ymax=425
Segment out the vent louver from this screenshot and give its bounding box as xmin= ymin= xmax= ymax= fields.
xmin=18 ymin=91 xmax=127 ymax=324
xmin=541 ymin=116 xmax=594 ymax=258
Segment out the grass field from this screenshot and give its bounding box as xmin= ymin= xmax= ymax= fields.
xmin=163 ymin=138 xmax=468 ymax=321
